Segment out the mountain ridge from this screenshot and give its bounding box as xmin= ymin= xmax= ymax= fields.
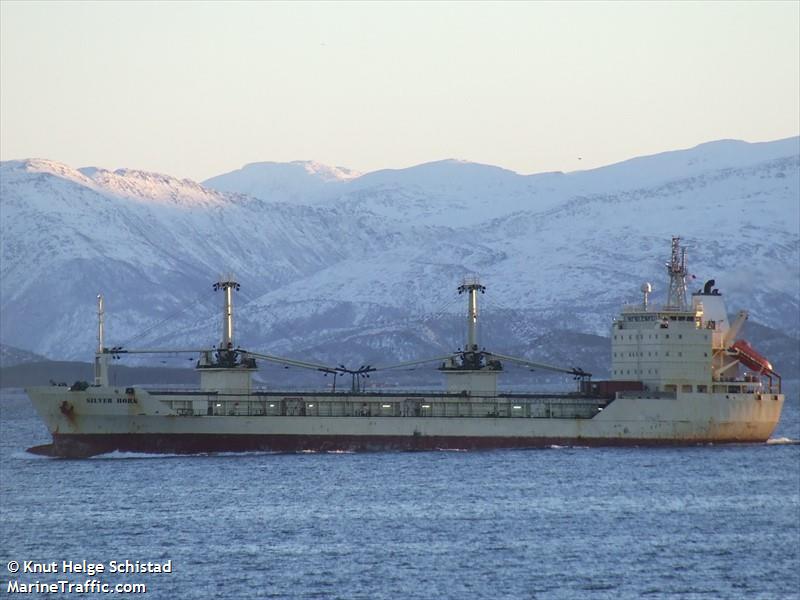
xmin=1 ymin=137 xmax=798 ymax=380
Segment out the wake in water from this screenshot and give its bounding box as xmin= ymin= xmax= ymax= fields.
xmin=89 ymin=450 xmax=284 ymax=460
xmin=13 ymin=451 xmax=53 ymax=460
xmin=91 ymin=451 xmax=200 ymax=460
xmin=21 ymin=448 xmax=361 ymax=460
xmin=766 ymin=437 xmax=800 ymax=445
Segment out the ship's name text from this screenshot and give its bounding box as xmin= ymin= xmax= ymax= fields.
xmin=86 ymin=398 xmax=137 ymax=404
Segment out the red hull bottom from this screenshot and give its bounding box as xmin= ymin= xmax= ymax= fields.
xmin=27 ymin=432 xmax=760 ymax=458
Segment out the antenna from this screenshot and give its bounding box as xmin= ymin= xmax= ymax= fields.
xmin=665 ymin=237 xmax=688 ymax=310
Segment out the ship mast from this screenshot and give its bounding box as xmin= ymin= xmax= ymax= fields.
xmin=458 ymin=276 xmax=485 ymax=352
xmin=665 ymin=236 xmax=688 ymax=310
xmin=97 ymin=294 xmax=105 ymax=353
xmin=94 ymin=294 xmax=109 ymax=386
xmin=213 ymin=276 xmax=240 ymax=350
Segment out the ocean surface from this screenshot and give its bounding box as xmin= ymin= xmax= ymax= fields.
xmin=1 ymin=388 xmax=798 ymax=600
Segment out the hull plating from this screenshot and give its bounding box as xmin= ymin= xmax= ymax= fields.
xmin=26 ymin=387 xmax=784 ymax=458
xmin=29 ymin=431 xmax=779 ymax=459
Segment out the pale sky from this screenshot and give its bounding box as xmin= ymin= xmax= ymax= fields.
xmin=1 ymin=1 xmax=798 ymax=181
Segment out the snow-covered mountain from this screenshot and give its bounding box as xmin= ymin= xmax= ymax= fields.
xmin=204 ymin=161 xmax=360 ymax=205
xmin=1 ymin=137 xmax=798 ymax=380
xmin=0 ymin=343 xmax=48 ymax=368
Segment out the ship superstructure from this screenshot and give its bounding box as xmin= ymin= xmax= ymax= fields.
xmin=611 ymin=238 xmax=781 ymax=396
xmin=26 ymin=238 xmax=784 ymax=457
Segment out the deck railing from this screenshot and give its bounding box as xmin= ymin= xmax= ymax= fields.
xmin=163 ymin=395 xmax=607 ymax=420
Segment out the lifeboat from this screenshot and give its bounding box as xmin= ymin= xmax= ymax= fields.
xmin=731 ymin=339 xmax=774 ymax=375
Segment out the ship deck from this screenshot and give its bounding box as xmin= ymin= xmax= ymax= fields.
xmin=144 ymin=387 xmax=612 ymax=420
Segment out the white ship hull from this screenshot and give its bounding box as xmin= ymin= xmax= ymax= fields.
xmin=26 ymin=385 xmax=784 ymax=457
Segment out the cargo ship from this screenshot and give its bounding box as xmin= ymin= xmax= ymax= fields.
xmin=26 ymin=238 xmax=784 ymax=457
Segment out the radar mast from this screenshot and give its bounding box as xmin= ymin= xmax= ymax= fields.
xmin=665 ymin=236 xmax=688 ymax=310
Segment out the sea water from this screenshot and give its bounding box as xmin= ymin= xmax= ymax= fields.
xmin=1 ymin=388 xmax=798 ymax=599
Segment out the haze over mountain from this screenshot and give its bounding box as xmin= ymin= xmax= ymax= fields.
xmin=1 ymin=137 xmax=798 ymax=381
